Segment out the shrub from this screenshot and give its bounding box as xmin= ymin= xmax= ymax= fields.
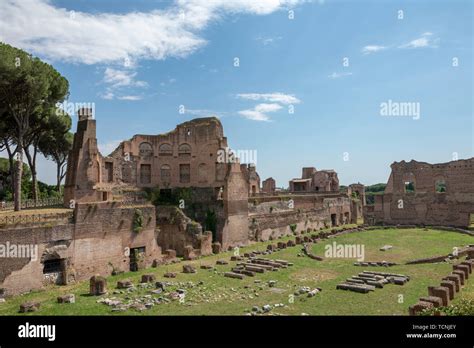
xmin=133 ymin=209 xmax=144 ymax=233
xmin=421 ymin=298 xmax=474 ymax=316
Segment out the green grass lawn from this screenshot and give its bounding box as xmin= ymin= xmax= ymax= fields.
xmin=0 ymin=228 xmax=472 ymax=316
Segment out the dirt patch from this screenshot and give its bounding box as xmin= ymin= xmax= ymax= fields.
xmin=289 ymin=268 xmax=339 ymax=283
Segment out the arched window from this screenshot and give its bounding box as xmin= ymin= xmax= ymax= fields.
xmin=158 ymin=143 xmax=172 ymax=156
xmin=161 ymin=164 xmax=171 ymax=182
xmin=435 ymin=178 xmax=446 ymax=193
xmin=403 ymin=172 xmax=416 ymax=193
xmin=139 ymin=142 xmax=153 ymax=157
xmin=178 ymin=143 xmax=191 ymax=156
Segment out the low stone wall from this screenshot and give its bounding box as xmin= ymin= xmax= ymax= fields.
xmin=249 ymin=208 xmax=329 ymax=242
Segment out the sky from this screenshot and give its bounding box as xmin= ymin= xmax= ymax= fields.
xmin=0 ymin=0 xmax=472 ymax=188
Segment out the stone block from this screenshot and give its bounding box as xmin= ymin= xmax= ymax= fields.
xmin=460 ymin=262 xmax=472 ymax=274
xmin=117 ymin=279 xmax=133 ymax=289
xmin=183 ymin=264 xmax=196 ymax=274
xmin=183 ymin=245 xmax=197 ymax=261
xmin=409 ymin=301 xmax=434 ymax=316
xmin=212 ymin=242 xmax=222 ymax=254
xmin=164 ymin=249 xmax=177 ymax=259
xmin=141 ymin=274 xmax=156 ymax=283
xmin=224 ymin=272 xmax=244 ymax=280
xmin=57 ymin=294 xmax=75 ymax=304
xmin=19 ymin=301 xmax=40 ymax=313
xmin=428 ymin=286 xmax=450 ymax=306
xmin=90 ymin=275 xmax=107 ymax=295
xmin=419 ymin=296 xmax=443 ymax=308
xmin=443 ymin=274 xmax=461 ymax=292
xmin=452 ymin=270 xmax=465 ymax=285
xmin=453 ymin=264 xmax=469 ymax=279
xmin=440 ymin=281 xmax=455 ymax=300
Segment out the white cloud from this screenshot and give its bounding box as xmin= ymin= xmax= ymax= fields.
xmin=100 ymin=91 xmax=115 ymax=100
xmin=103 ymin=68 xmax=148 ymax=89
xmin=255 ymin=35 xmax=283 ymax=46
xmin=255 ymin=103 xmax=283 ymax=113
xmin=362 ymin=33 xmax=439 ymax=56
xmin=361 ymin=45 xmax=387 ymax=55
xmin=236 ymin=93 xmax=301 ymax=105
xmin=117 ymin=95 xmax=143 ymax=101
xmin=100 ymin=68 xmax=147 ymax=100
xmin=0 ymin=0 xmax=305 ymax=65
xmin=238 ymin=103 xmax=282 ymax=122
xmin=399 ymin=32 xmax=439 ymax=49
xmin=328 ymin=72 xmax=353 ymax=79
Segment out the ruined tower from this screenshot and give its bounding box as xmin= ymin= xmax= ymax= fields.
xmin=63 ymin=108 xmax=102 ymax=206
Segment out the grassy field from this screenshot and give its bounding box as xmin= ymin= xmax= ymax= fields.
xmin=0 ymin=227 xmax=473 ymax=316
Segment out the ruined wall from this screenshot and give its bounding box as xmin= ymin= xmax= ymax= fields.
xmin=241 ymin=164 xmax=260 ymax=196
xmin=370 ymin=158 xmax=474 ymax=227
xmin=156 ymin=205 xmax=209 ymax=256
xmin=289 ymin=167 xmax=340 ymax=193
xmin=0 ymin=202 xmax=160 ymax=296
xmin=220 ymin=163 xmax=249 ymax=249
xmin=64 ymin=110 xmax=103 ymax=205
xmin=262 ymin=177 xmax=276 ymax=194
xmin=249 ymin=209 xmax=329 ymax=241
xmin=248 ymin=194 xmax=354 ymax=241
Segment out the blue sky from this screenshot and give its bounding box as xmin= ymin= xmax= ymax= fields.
xmin=0 ymin=0 xmax=472 ymax=187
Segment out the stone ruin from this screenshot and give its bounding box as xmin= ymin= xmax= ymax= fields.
xmin=0 ymin=108 xmax=364 ymax=297
xmin=365 ymin=158 xmax=474 ymax=227
xmin=337 ymin=271 xmax=410 ymax=293
xmin=64 ymin=110 xmax=250 ymax=251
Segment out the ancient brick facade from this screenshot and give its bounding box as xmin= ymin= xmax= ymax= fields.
xmin=367 ymin=158 xmax=474 ymax=227
xmin=289 ymin=167 xmax=340 ymax=193
xmin=63 ymin=110 xmax=251 ymax=253
xmin=262 ymin=177 xmax=276 ymax=194
xmin=241 ymin=163 xmax=260 ymax=196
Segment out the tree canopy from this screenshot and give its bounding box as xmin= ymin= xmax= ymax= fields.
xmin=0 ymin=42 xmax=70 ymax=210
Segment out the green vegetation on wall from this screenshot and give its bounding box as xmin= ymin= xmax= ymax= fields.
xmin=132 ymin=209 xmax=144 ymax=233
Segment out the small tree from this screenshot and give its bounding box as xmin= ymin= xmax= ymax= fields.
xmin=39 ymin=113 xmax=73 ymax=192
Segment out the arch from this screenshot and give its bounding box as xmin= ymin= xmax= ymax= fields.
xmin=402 ymin=172 xmax=416 ymax=193
xmin=139 ymin=142 xmax=153 ymax=157
xmin=158 ymin=143 xmax=172 ymax=156
xmin=178 ymin=143 xmax=191 ymax=156
xmin=435 ymin=177 xmax=447 ymax=193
